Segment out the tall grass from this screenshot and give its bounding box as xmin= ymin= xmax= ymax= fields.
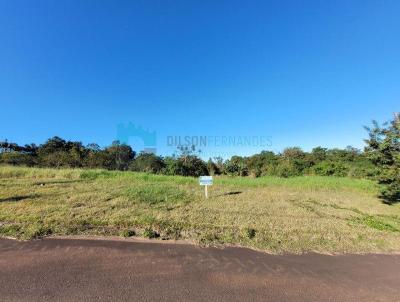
xmin=2 ymin=165 xmax=396 ymax=254
xmin=216 ymin=175 xmax=378 ymax=193
xmin=80 ymin=169 xmax=197 ymax=185
xmin=0 ymin=166 xmax=377 ymax=193
xmin=0 ymin=165 xmax=83 ymax=179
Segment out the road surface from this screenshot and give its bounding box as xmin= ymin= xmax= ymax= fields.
xmin=1 ymin=237 xmax=399 ymax=301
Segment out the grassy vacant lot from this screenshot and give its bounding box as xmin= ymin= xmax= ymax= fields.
xmin=1 ymin=165 xmax=400 ymax=253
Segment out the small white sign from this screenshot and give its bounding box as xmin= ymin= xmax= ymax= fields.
xmin=199 ymin=176 xmax=213 ymax=199
xmin=199 ymin=176 xmax=213 ymax=186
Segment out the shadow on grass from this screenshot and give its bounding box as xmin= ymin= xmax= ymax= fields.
xmin=380 ymin=194 xmax=400 ymax=205
xmin=214 ymin=191 xmax=243 ymax=197
xmin=381 ymin=199 xmax=400 ymax=205
xmin=0 ymin=194 xmax=40 ymax=203
xmin=33 ymin=179 xmax=84 ymax=186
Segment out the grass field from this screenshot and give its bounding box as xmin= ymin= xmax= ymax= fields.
xmin=1 ymin=165 xmax=400 ymax=253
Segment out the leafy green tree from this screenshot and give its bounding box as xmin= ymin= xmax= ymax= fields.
xmin=37 ymin=137 xmax=88 ymax=168
xmin=0 ymin=133 xmax=384 ymax=181
xmin=0 ymin=152 xmax=36 ymax=166
xmin=38 ymin=136 xmax=67 ymax=155
xmin=130 ymin=152 xmax=165 ymax=173
xmin=39 ymin=151 xmax=72 ymax=168
xmin=279 ymin=147 xmax=311 ymax=176
xmin=365 ymin=114 xmax=400 ymax=203
xmin=104 ymin=141 xmax=136 ymax=170
xmin=247 ymin=151 xmax=277 ymax=177
xmin=37 ymin=137 xmax=67 ymax=167
xmin=207 ymin=158 xmax=221 ymax=175
xmin=66 ymin=141 xmax=87 ymax=167
xmin=310 ymin=161 xmax=349 ymax=176
xmin=224 ymin=156 xmax=248 ymax=176
xmin=163 ymin=156 xmax=180 ymax=175
xmin=163 ymin=155 xmax=208 ymax=176
xmin=164 ymin=146 xmax=208 ymax=177
xmin=311 ymin=147 xmax=328 ymax=163
xmin=83 ymin=144 xmax=107 ymax=168
xmin=212 ymin=157 xmax=225 ymax=175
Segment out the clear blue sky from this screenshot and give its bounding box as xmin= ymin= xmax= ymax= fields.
xmin=1 ymin=0 xmax=399 ymax=158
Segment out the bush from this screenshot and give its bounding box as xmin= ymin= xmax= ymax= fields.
xmin=121 ymin=229 xmax=135 ymax=237
xmin=245 ymin=228 xmax=256 ymax=239
xmin=378 ymin=168 xmax=400 ymax=202
xmin=224 ymin=156 xmax=248 ymax=176
xmin=0 ymin=152 xmax=36 ymax=166
xmin=207 ymin=159 xmax=221 ymax=175
xmin=142 ymin=228 xmax=159 ymax=238
xmin=0 ymin=135 xmax=384 ymax=182
xmin=310 ymin=161 xmax=349 ymax=177
xmin=104 ymin=142 xmax=135 ymax=170
xmin=365 ymin=114 xmax=400 ymax=203
xmin=274 ymin=161 xmax=302 ymax=177
xmin=164 ymin=155 xmax=208 ymax=177
xmin=130 ymin=153 xmax=165 ymax=173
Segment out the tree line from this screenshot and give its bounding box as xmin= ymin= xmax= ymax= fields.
xmin=1 ymin=114 xmax=399 ymax=202
xmin=0 ymin=136 xmax=378 ymax=177
xmin=0 ymin=137 xmax=376 ymax=177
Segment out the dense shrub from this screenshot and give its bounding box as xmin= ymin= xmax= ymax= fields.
xmin=130 ymin=152 xmax=165 ymax=173
xmin=274 ymin=161 xmax=302 ymax=177
xmin=164 ymin=155 xmax=208 ymax=177
xmin=310 ymin=161 xmax=349 ymax=177
xmin=0 ymin=135 xmax=381 ymax=180
xmin=207 ymin=159 xmax=221 ymax=176
xmin=247 ymin=151 xmax=277 ymax=177
xmin=224 ymin=156 xmax=248 ymax=176
xmin=84 ymin=150 xmax=111 ymax=169
xmin=365 ymin=114 xmax=400 ymax=203
xmin=0 ymin=152 xmax=36 ymax=166
xmin=104 ymin=141 xmax=136 ymax=170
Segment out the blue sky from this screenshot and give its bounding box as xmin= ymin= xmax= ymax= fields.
xmin=1 ymin=0 xmax=399 ymax=158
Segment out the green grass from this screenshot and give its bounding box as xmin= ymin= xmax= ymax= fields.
xmin=216 ymin=175 xmax=378 ymax=193
xmin=350 ymin=215 xmax=400 ymax=232
xmin=1 ymin=165 xmax=399 ymax=254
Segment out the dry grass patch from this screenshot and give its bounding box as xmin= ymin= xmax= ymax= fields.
xmin=1 ymin=166 xmax=400 ymax=253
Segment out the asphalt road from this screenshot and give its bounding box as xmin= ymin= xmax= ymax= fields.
xmin=1 ymin=238 xmax=399 ymax=302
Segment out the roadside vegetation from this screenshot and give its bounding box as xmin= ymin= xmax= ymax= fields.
xmin=2 ymin=114 xmax=399 ymax=204
xmin=1 ymin=166 xmax=400 ymax=253
xmin=0 ymin=114 xmax=398 ymax=252
xmin=364 ymin=113 xmax=400 ymax=203
xmin=0 ymin=139 xmax=378 ymax=179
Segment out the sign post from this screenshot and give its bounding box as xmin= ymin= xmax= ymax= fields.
xmin=199 ymin=176 xmax=213 ymax=199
